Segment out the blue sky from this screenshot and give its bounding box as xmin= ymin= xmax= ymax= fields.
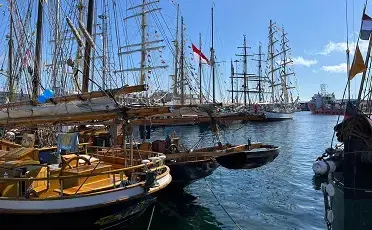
xmin=0 ymin=0 xmax=367 ymax=101
xmin=160 ymin=0 xmax=368 ymax=101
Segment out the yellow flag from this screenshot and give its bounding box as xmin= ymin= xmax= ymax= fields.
xmin=349 ymin=44 xmax=366 ymax=80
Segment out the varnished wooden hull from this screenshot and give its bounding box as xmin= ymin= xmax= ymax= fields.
xmin=0 ymin=172 xmax=171 ymax=214
xmin=166 ymin=158 xmax=219 ymax=189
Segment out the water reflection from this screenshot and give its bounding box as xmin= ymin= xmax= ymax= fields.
xmin=126 ymin=191 xmax=223 ymax=230
xmin=138 ymin=113 xmax=339 ymax=229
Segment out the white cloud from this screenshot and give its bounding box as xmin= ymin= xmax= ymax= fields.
xmin=321 ymin=63 xmax=347 ymax=73
xmin=292 ymin=56 xmax=318 ymax=67
xmin=319 ymin=41 xmax=368 ymax=56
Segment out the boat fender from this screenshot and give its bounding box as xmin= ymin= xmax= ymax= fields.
xmin=326 ymin=210 xmax=334 ymax=223
xmin=321 ymin=183 xmax=335 ymax=197
xmin=326 ymin=184 xmax=335 ymax=197
xmin=312 ymin=160 xmax=336 ymax=175
xmin=25 ymin=188 xmax=39 ymax=199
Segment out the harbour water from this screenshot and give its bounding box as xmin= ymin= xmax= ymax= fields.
xmin=126 ymin=112 xmax=339 ymax=230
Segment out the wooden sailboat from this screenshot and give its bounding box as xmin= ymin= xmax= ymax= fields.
xmin=0 ymin=1 xmax=176 ymax=228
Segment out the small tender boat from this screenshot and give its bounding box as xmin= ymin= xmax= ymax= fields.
xmin=187 ymin=142 xmax=280 ymax=170
xmin=214 ymin=143 xmax=280 ymax=169
xmin=146 ymin=137 xmax=279 ymax=188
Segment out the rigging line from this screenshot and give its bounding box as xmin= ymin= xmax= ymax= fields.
xmin=330 ymin=83 xmax=348 ymax=147
xmin=203 ymin=179 xmax=243 ymax=230
xmin=150 ymin=5 xmax=214 ymax=100
xmin=146 ymin=204 xmax=156 ymax=230
xmin=346 ymin=0 xmax=351 ymax=100
xmin=113 ymin=0 xmax=125 ymax=85
xmin=148 ymin=5 xmax=202 ymax=97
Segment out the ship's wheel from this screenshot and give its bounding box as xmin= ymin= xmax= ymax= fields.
xmin=59 ymin=156 xmax=91 ymax=176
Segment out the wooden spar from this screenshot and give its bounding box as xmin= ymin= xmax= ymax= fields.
xmin=258 ymin=43 xmax=263 ymax=102
xmin=180 ymin=16 xmax=185 ymax=105
xmin=32 ymin=0 xmax=44 ymax=102
xmin=211 ymin=6 xmax=216 ymax=104
xmin=173 ymin=4 xmax=179 ymax=97
xmin=269 ymin=20 xmax=275 ymax=104
xmin=82 ymin=0 xmax=94 ymax=92
xmin=0 ymin=105 xmax=199 ymax=126
xmin=199 ymin=33 xmax=203 ymax=104
xmin=8 ymin=0 xmax=14 ymax=102
xmin=231 ymin=59 xmax=234 ymax=104
xmin=140 ymin=0 xmax=147 ymax=85
xmin=0 ymin=84 xmax=148 ymax=110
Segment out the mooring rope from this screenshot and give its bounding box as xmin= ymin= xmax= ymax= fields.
xmin=204 ymin=178 xmax=243 ymax=230
xmin=147 ymin=204 xmax=156 ymax=230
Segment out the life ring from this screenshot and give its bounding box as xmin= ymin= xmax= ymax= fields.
xmin=25 ymin=188 xmax=39 ymax=199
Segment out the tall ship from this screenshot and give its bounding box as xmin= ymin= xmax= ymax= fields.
xmin=261 ymin=20 xmax=299 ymax=120
xmin=308 ymin=84 xmax=345 ymax=115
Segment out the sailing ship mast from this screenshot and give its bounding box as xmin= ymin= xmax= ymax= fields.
xmin=230 ymin=36 xmax=262 ymax=106
xmin=268 ymin=20 xmax=275 ymax=104
xmin=230 ymin=59 xmax=234 ymax=104
xmin=180 ymin=16 xmax=185 ymax=105
xmin=116 ymin=0 xmax=167 ymax=87
xmin=279 ymin=27 xmax=295 ymax=106
xmin=99 ymin=0 xmax=109 ymax=90
xmin=82 ymin=0 xmax=94 ymax=93
xmin=265 ymin=20 xmax=296 ymax=109
xmin=32 ymin=0 xmax=44 ymax=102
xmin=172 ymin=4 xmax=180 ymax=97
xmin=8 ymin=0 xmax=14 ymax=102
xmin=199 ymin=33 xmax=203 ymax=104
xmin=235 ymin=35 xmax=250 ymax=106
xmin=258 ymin=43 xmax=264 ymax=103
xmin=210 ymin=6 xmax=216 ymax=104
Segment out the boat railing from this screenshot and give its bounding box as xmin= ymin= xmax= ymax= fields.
xmin=0 ymin=161 xmax=167 ymax=199
xmin=87 ymin=145 xmax=161 ymax=160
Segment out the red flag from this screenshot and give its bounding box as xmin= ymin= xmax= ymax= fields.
xmin=192 ymin=43 xmax=210 ymax=65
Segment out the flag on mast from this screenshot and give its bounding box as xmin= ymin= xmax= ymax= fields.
xmin=192 ymin=43 xmax=210 ymax=65
xmin=349 ymin=44 xmax=366 ymax=80
xmin=360 ymin=13 xmax=372 ymax=40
